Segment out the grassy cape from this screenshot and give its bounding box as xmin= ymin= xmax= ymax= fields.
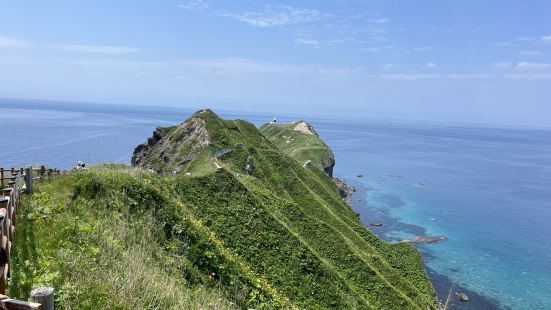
xmin=259 ymin=121 xmax=335 ymax=177
xmin=9 ymin=109 xmax=437 ymax=309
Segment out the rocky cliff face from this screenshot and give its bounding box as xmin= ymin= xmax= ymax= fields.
xmin=131 ymin=115 xmax=211 ymax=173
xmin=320 ymin=154 xmax=336 ymax=177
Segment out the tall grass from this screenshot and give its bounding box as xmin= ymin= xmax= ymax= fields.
xmin=8 ymin=171 xmax=235 ymax=310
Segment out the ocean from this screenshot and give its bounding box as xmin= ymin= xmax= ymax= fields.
xmin=1 ymin=99 xmax=550 ymax=309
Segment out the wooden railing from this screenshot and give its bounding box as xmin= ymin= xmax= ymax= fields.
xmin=0 ymin=167 xmax=61 ymax=193
xmin=0 ymin=166 xmax=61 ymax=310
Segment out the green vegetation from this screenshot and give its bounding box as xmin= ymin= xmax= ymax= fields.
xmin=9 ymin=166 xmax=238 ymax=309
xmin=259 ymin=121 xmax=335 ymax=176
xmin=9 ymin=110 xmax=436 ymax=309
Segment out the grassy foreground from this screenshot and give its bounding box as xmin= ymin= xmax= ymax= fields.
xmin=8 ymin=110 xmax=437 ymax=309
xmin=9 ymin=166 xmax=237 ymax=309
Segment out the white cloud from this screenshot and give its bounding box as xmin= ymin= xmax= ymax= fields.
xmin=505 ymin=73 xmax=551 ymax=80
xmin=517 ymin=36 xmax=538 ymax=42
xmin=516 ymin=35 xmax=551 ymax=45
xmin=370 ymin=36 xmax=388 ymax=42
xmin=178 ymin=0 xmax=209 ymax=12
xmin=361 ymin=46 xmax=392 ymax=52
xmin=218 ymin=5 xmax=326 ymax=28
xmin=492 ymin=42 xmax=513 ymax=47
xmin=382 ymin=64 xmax=399 ymax=70
xmin=363 ymin=47 xmax=379 ymax=52
xmin=519 ymin=50 xmax=542 ymax=56
xmin=425 ymin=62 xmax=436 ymax=68
xmin=380 ymin=73 xmax=491 ymax=80
xmin=56 ymin=45 xmax=142 ymax=54
xmin=492 ymin=62 xmax=511 ymax=69
xmin=10 ymin=56 xmax=353 ymax=82
xmin=368 ymin=18 xmax=389 ymax=24
xmin=0 ymin=36 xmax=32 ymax=48
xmin=176 ymin=58 xmax=352 ymax=77
xmin=413 ymin=46 xmax=435 ymax=52
xmin=294 ymin=38 xmax=320 ymax=46
xmin=516 ymin=62 xmax=551 ymax=70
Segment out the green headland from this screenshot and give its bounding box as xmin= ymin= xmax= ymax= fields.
xmin=259 ymin=120 xmax=335 ymax=177
xmin=9 ymin=109 xmax=437 ymax=309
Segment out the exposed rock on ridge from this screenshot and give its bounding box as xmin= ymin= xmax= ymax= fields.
xmin=132 ymin=116 xmax=211 ymax=172
xmin=293 ymin=121 xmax=318 ymax=135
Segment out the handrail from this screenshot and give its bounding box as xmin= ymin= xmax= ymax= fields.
xmin=0 ymin=166 xmax=61 ymax=310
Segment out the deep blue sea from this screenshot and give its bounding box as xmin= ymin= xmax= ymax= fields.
xmin=1 ymin=99 xmax=550 ymax=309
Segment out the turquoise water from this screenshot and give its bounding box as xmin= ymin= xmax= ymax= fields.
xmin=315 ymin=121 xmax=551 ymax=309
xmin=1 ymin=99 xmax=550 ymax=309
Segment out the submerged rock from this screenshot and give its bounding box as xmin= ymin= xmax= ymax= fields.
xmin=456 ymin=292 xmax=469 ymax=302
xmin=401 ymin=236 xmax=447 ymax=244
xmin=387 ymin=174 xmax=402 ymax=179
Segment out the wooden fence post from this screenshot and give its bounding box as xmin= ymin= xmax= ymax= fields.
xmin=25 ymin=167 xmax=33 ymax=195
xmin=3 ymin=188 xmax=14 ymax=228
xmin=0 ymin=206 xmax=7 ymax=295
xmin=40 ymin=166 xmax=45 ymax=179
xmin=0 ymin=197 xmax=9 ymax=256
xmin=29 ymin=287 xmax=54 ymax=310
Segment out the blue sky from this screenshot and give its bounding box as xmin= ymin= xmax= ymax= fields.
xmin=0 ymin=0 xmax=550 ymax=126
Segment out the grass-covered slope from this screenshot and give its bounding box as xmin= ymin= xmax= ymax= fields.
xmin=9 ymin=167 xmax=240 ymax=309
xmin=259 ymin=121 xmax=335 ymax=176
xmin=10 ymin=110 xmax=436 ymax=309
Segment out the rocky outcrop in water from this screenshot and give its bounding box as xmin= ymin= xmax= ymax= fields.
xmin=333 ymin=177 xmax=353 ymax=201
